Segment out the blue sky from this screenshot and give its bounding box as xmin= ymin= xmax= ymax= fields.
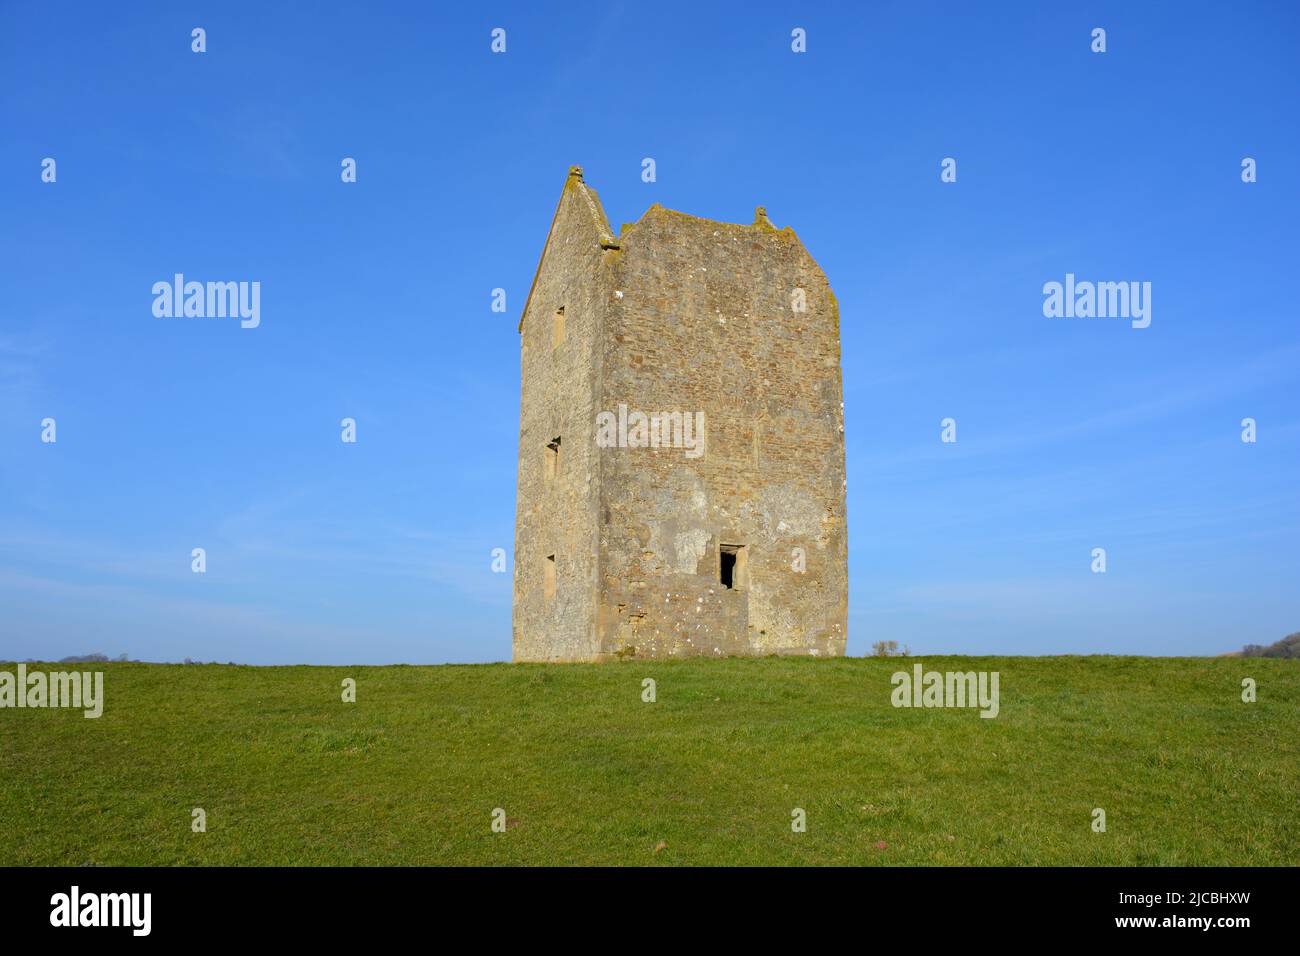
xmin=2 ymin=2 xmax=1297 ymax=664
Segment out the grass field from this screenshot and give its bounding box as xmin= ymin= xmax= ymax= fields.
xmin=1 ymin=656 xmax=1296 ymax=866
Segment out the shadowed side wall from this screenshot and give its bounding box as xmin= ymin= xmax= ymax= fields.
xmin=512 ymin=175 xmax=614 ymax=661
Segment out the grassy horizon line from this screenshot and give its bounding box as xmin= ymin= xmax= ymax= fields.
xmin=2 ymin=656 xmax=1295 ymax=866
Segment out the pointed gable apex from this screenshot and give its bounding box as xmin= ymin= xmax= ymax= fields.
xmin=517 ymin=166 xmax=619 ymax=333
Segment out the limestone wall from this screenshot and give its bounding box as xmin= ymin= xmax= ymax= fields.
xmin=514 ymin=172 xmax=847 ymax=662
xmin=511 ymin=173 xmax=615 ymax=661
xmin=593 ymin=205 xmax=847 ymax=659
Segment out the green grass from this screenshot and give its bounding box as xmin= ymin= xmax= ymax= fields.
xmin=2 ymin=656 xmax=1296 ymax=865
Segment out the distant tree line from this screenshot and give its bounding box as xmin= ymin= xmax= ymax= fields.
xmin=871 ymin=640 xmax=911 ymax=657
xmin=14 ymin=653 xmax=242 ymax=665
xmin=1239 ymin=632 xmax=1300 ymax=659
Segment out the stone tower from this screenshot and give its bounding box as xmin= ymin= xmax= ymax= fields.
xmin=512 ymin=167 xmax=847 ymax=661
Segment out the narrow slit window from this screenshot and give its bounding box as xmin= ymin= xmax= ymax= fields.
xmin=552 ymin=306 xmax=566 ymax=349
xmin=545 ymin=436 xmax=561 ymax=480
xmin=544 ymin=554 xmax=556 ymax=600
xmin=720 ymin=544 xmax=747 ymax=590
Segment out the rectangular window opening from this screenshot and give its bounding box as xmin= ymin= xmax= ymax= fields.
xmin=552 ymin=306 xmax=566 ymax=349
xmin=720 ymin=544 xmax=747 ymax=590
xmin=545 ymin=436 xmax=561 ymax=480
xmin=544 ymin=554 xmax=556 ymax=600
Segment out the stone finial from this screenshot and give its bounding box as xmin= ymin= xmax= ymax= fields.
xmin=569 ymin=165 xmax=585 ymax=181
xmin=753 ymin=205 xmax=774 ymax=228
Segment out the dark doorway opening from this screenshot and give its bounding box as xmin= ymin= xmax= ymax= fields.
xmin=720 ymin=543 xmax=746 ymax=590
